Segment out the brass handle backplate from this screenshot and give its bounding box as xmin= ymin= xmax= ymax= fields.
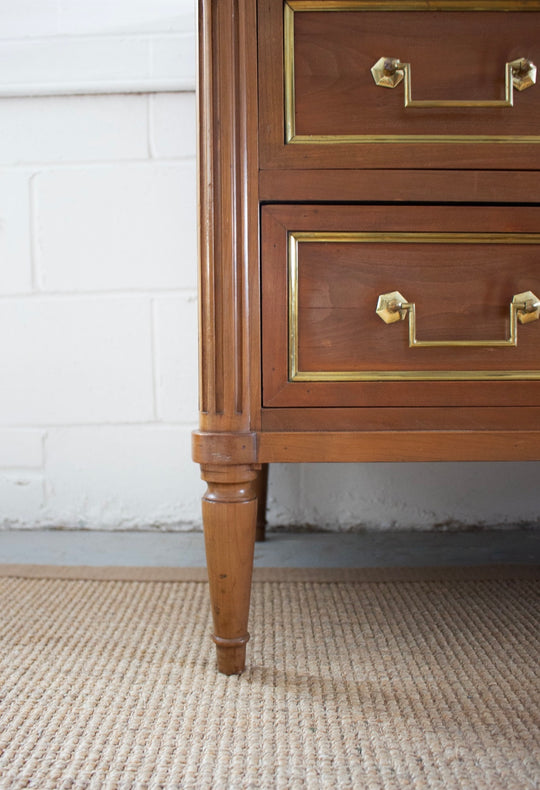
xmin=375 ymin=291 xmax=540 ymax=348
xmin=371 ymin=57 xmax=537 ymax=107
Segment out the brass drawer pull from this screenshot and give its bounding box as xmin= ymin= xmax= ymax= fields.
xmin=376 ymin=291 xmax=540 ymax=348
xmin=371 ymin=57 xmax=536 ymax=108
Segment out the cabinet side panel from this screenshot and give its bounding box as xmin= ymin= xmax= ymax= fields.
xmin=198 ymin=0 xmax=260 ymax=433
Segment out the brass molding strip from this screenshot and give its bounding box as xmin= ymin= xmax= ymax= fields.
xmin=288 ymin=135 xmax=540 ymax=143
xmin=284 ymin=0 xmax=540 ymax=145
xmin=288 ymin=231 xmax=301 ymax=382
xmin=290 ymin=231 xmax=540 ymax=244
xmin=288 ymin=231 xmax=540 ymax=382
xmin=284 ymin=2 xmax=296 ymax=145
xmin=287 ymin=1 xmax=540 ymax=10
xmin=291 ymin=369 xmax=540 ymax=381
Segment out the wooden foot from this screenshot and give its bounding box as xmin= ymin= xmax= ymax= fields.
xmin=201 ymin=464 xmax=258 ymax=675
xmin=254 ymin=464 xmax=269 ymax=542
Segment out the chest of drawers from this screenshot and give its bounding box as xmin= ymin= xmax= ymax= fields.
xmin=192 ymin=0 xmax=540 ymax=674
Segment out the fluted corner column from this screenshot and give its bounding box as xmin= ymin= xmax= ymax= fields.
xmin=195 ymin=0 xmax=260 ymax=673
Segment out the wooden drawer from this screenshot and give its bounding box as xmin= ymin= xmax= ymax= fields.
xmin=262 ymin=204 xmax=540 ymax=408
xmin=258 ymin=0 xmax=540 ymax=170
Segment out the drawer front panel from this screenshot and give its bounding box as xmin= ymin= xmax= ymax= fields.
xmin=261 ymin=205 xmax=540 ymax=407
xmin=258 ymin=0 xmax=540 ymax=169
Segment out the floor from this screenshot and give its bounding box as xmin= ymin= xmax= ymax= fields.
xmin=0 ymin=528 xmax=538 ymax=567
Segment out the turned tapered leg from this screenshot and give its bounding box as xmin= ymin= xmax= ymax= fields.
xmin=201 ymin=464 xmax=258 ymax=675
xmin=255 ymin=464 xmax=269 ymax=542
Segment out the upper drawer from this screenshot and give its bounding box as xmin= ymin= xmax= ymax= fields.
xmin=258 ymin=0 xmax=540 ymax=169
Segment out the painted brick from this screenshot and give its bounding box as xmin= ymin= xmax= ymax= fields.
xmin=0 ymin=95 xmax=148 ymax=164
xmin=0 ymin=36 xmax=196 ymax=97
xmin=299 ymin=462 xmax=540 ymax=530
xmin=266 ymin=464 xmax=304 ymax=528
xmin=0 ymin=1 xmax=59 ymax=39
xmin=150 ymin=92 xmax=196 ymax=160
xmin=0 ymin=4 xmax=195 ymax=97
xmin=0 ymin=171 xmax=32 ymax=294
xmin=0 ymin=297 xmax=154 ymax=425
xmin=0 ymin=37 xmax=150 ymax=88
xmin=0 ymin=430 xmax=43 ymax=468
xmin=35 ymin=164 xmax=197 ymax=291
xmin=151 ymin=35 xmax=196 ymax=87
xmin=154 ymin=294 xmax=198 ymax=423
xmin=44 ymin=426 xmax=203 ymax=529
xmin=59 ymin=0 xmax=195 ymax=36
xmin=0 ymin=474 xmax=45 ymax=527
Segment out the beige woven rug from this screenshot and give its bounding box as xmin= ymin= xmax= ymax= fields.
xmin=0 ymin=565 xmax=538 ymax=789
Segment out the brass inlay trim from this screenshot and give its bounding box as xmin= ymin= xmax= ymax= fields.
xmin=288 ymin=231 xmax=540 ymax=382
xmin=288 ymin=134 xmax=540 ymax=143
xmin=284 ymin=2 xmax=296 ymax=145
xmin=283 ymin=0 xmax=540 ymax=145
xmin=291 ymin=369 xmax=540 ymax=381
xmin=287 ymin=1 xmax=540 ymax=10
xmin=290 ymin=231 xmax=540 ymax=245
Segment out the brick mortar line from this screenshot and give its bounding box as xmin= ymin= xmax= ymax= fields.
xmin=0 ymin=290 xmax=197 ymax=300
xmin=150 ymin=299 xmax=161 ymax=421
xmin=0 ymin=423 xmax=198 ymax=430
xmin=148 ymin=93 xmax=157 ymax=159
xmin=28 ymin=174 xmax=40 ymax=291
xmin=0 ymin=158 xmax=196 ymax=172
xmin=0 ymin=32 xmax=195 ymax=44
xmin=0 ymin=469 xmax=45 ymax=475
xmin=0 ymin=83 xmax=194 ymax=97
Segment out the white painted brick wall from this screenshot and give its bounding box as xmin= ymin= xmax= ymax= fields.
xmin=0 ymin=430 xmax=43 ymax=468
xmin=0 ymin=2 xmax=538 ymax=533
xmin=153 ymin=295 xmax=199 ymax=423
xmin=0 ymin=297 xmax=155 ymax=424
xmin=268 ymin=463 xmax=540 ymax=532
xmin=0 ymin=1 xmax=196 ymax=96
xmin=44 ymin=427 xmax=200 ymax=530
xmin=150 ymin=93 xmax=196 ymax=159
xmin=0 ymin=172 xmax=32 ymax=293
xmin=0 ymin=1 xmax=60 ymax=39
xmin=0 ymin=78 xmax=204 ymax=529
xmin=35 ymin=163 xmax=197 ymax=290
xmin=0 ymin=96 xmax=149 ymax=164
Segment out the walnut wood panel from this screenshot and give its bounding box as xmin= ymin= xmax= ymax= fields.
xmin=259 ymin=170 xmax=540 ymax=203
xmin=197 ymin=0 xmax=261 ymax=674
xmin=263 ymin=379 xmax=540 ymax=408
xmin=197 ymin=0 xmax=259 ymax=434
xmin=258 ymin=0 xmax=540 ymax=169
xmin=261 ymin=204 xmax=540 ymax=407
xmin=297 ymin=243 xmax=538 ymax=369
xmin=257 ymin=430 xmax=540 ymax=462
xmin=293 ymin=11 xmax=540 ymax=137
xmin=261 ymin=406 xmax=540 ymax=432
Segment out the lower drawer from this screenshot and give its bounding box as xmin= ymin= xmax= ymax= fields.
xmin=261 ymin=204 xmax=540 ymax=408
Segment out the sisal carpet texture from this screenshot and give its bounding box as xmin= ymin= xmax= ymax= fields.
xmin=0 ymin=567 xmax=538 ymax=789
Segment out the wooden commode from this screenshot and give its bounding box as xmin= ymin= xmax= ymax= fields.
xmin=192 ymin=0 xmax=540 ymax=674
